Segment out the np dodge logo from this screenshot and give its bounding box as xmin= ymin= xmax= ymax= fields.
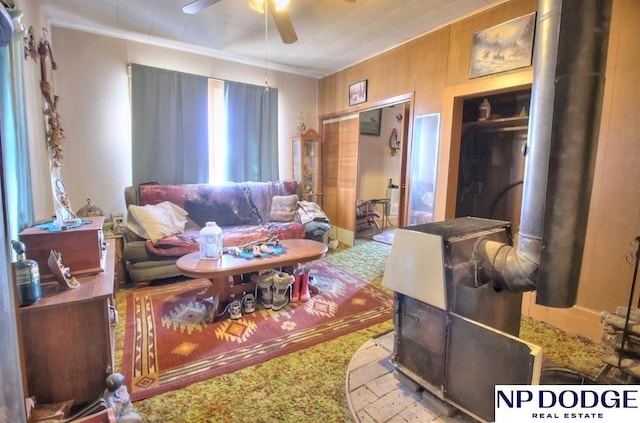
xmin=495 ymin=385 xmax=640 ymax=422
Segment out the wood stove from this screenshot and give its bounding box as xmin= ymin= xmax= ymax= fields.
xmin=380 ymin=1 xmax=612 ymax=421
xmin=383 ymin=218 xmax=542 ymax=422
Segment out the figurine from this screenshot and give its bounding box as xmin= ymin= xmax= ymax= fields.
xmin=102 ymin=373 xmax=141 ymax=423
xmin=48 ymin=250 xmax=79 ymax=289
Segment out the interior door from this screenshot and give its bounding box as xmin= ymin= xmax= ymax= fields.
xmin=398 ymin=101 xmax=411 ymax=226
xmin=322 ymin=115 xmax=359 ymax=246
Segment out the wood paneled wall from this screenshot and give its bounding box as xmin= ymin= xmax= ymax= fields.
xmin=318 ymin=0 xmax=537 ymax=117
xmin=318 ymin=0 xmax=640 ymax=341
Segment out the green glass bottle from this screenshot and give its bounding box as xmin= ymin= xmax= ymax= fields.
xmin=11 ymin=240 xmax=42 ymax=306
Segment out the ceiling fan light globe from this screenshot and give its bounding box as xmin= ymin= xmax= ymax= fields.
xmin=274 ymin=0 xmax=290 ymax=12
xmin=248 ymin=0 xmax=266 ymax=14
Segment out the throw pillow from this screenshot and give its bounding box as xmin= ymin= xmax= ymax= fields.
xmin=127 ymin=201 xmax=189 ymax=242
xmin=270 ymin=194 xmax=298 ymax=222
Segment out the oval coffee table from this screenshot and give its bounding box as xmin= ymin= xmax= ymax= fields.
xmin=176 ymin=238 xmax=328 ymax=322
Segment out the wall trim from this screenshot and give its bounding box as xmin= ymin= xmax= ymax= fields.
xmin=522 ymin=292 xmax=603 ymax=342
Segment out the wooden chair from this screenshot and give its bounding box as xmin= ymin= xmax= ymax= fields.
xmin=356 ymin=201 xmax=381 ymax=232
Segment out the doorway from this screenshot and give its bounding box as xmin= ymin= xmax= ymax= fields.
xmin=454 ymin=89 xmax=531 ymax=233
xmin=355 ymin=102 xmax=409 ymax=239
xmin=320 ymin=95 xmax=413 ymax=246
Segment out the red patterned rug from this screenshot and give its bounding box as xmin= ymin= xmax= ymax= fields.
xmin=122 ymin=259 xmax=392 ymax=401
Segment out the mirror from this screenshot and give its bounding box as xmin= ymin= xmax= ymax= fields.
xmin=408 ymin=113 xmax=440 ymax=225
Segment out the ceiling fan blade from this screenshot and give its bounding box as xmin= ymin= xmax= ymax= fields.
xmin=182 ymin=0 xmax=222 ymax=14
xmin=267 ymin=1 xmax=298 ymax=44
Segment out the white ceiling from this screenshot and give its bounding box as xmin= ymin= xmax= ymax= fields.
xmin=37 ymin=0 xmax=505 ymax=79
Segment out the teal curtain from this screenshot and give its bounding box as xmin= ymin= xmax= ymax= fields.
xmin=0 ymin=7 xmax=30 ymax=422
xmin=0 ymin=24 xmax=34 ymax=241
xmin=130 ymin=64 xmax=209 ymax=186
xmin=224 ymin=81 xmax=278 ymax=182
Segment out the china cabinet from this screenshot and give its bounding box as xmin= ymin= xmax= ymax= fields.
xmin=291 ymin=129 xmax=322 ymax=206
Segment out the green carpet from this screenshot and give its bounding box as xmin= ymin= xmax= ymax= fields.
xmin=114 ymin=239 xmax=603 ymax=422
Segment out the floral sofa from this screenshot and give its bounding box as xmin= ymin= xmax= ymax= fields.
xmin=123 ymin=181 xmax=309 ymax=283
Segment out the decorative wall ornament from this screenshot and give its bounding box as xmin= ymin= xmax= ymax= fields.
xmin=52 ymin=177 xmax=78 ymax=224
xmin=37 ymin=28 xmax=79 ymax=227
xmin=24 ymin=25 xmax=37 ymax=61
xmin=38 ymin=28 xmax=65 ymax=168
xmin=296 ymin=110 xmax=305 ymax=134
xmin=388 ymin=128 xmax=400 ymax=156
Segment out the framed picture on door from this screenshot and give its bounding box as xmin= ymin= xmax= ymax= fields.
xmin=360 ymin=109 xmax=381 ymax=136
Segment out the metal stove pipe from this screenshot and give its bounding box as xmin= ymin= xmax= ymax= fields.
xmin=536 ymin=0 xmax=611 ymax=307
xmin=481 ymin=0 xmax=611 ymax=307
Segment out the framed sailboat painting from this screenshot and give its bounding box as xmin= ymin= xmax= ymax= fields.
xmin=469 ymin=12 xmax=536 ymax=79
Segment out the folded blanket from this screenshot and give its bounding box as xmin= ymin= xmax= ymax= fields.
xmin=144 ymin=230 xmax=200 ymax=257
xmin=296 ymin=201 xmax=329 ymax=225
xmin=304 ymin=221 xmax=331 ymax=237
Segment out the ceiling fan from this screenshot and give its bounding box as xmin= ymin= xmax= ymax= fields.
xmin=182 ymin=0 xmax=356 ymax=45
xmin=182 ymin=0 xmax=298 ymax=44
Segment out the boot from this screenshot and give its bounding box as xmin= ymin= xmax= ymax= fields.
xmin=299 ymin=266 xmax=311 ymax=302
xmin=253 ymin=271 xmax=275 ymax=309
xmin=272 ymin=271 xmax=294 ymax=311
xmin=227 ymin=300 xmax=242 ymax=320
xmin=242 ymin=293 xmax=255 ymax=314
xmin=291 ymin=265 xmax=303 ymax=303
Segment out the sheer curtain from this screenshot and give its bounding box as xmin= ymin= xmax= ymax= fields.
xmin=0 ymin=23 xmax=34 ymax=241
xmin=224 ymin=81 xmax=278 ymax=182
xmin=130 ymin=64 xmax=209 ymax=186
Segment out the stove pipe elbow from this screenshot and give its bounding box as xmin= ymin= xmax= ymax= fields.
xmin=475 ymin=0 xmax=611 ymax=307
xmin=479 ymin=238 xmax=538 ymax=293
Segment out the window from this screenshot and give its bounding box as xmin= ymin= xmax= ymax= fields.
xmin=208 ymin=79 xmax=226 ymax=184
xmin=130 ymin=64 xmax=278 ymax=185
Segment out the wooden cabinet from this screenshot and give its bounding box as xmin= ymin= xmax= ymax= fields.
xmin=291 ymin=129 xmax=323 ymax=206
xmin=19 ymin=217 xmax=106 ymax=280
xmin=19 ymin=242 xmax=116 ymax=405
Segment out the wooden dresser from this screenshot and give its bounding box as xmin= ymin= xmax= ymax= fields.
xmin=19 ymin=242 xmax=116 ymax=405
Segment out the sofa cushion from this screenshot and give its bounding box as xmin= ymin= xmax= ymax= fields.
xmin=245 ymin=181 xmax=298 ymax=222
xmin=270 ymin=194 xmax=298 ymax=222
xmin=127 ymin=201 xmax=189 ymax=242
xmin=127 ymin=260 xmax=181 ymax=283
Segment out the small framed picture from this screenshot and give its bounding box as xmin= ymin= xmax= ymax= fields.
xmin=349 ymin=80 xmax=367 ymax=106
xmin=360 ymin=108 xmax=381 ymax=136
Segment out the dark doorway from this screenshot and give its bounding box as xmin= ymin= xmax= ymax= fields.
xmin=455 ymin=89 xmax=531 ymax=233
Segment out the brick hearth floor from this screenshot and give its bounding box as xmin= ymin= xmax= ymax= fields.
xmin=346 ymin=331 xmax=481 ymax=423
